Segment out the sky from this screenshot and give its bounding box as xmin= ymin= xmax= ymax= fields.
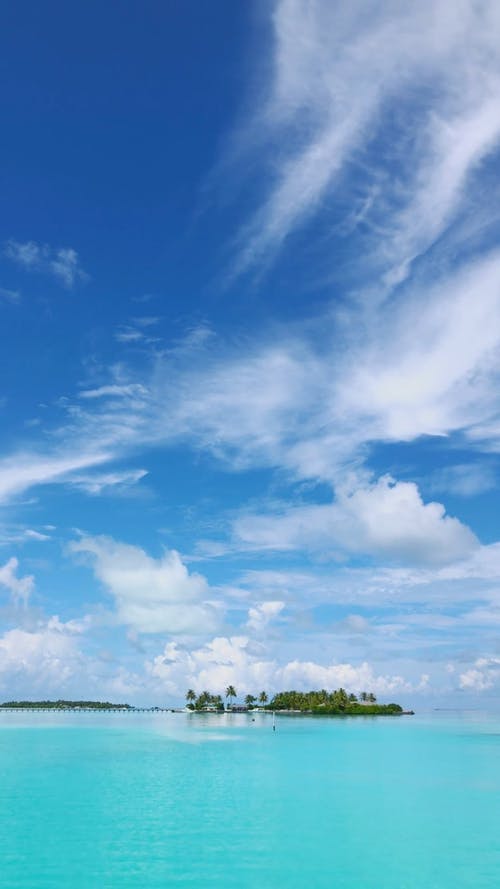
xmin=2 ymin=0 xmax=500 ymax=706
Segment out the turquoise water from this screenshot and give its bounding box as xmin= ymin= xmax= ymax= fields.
xmin=1 ymin=711 xmax=499 ymax=888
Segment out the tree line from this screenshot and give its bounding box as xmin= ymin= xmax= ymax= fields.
xmin=0 ymin=700 xmax=132 ymax=709
xmin=185 ymin=686 xmax=268 ymax=711
xmin=185 ymin=686 xmax=403 ymax=715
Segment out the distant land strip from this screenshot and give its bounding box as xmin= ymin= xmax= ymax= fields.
xmin=0 ymin=700 xmax=133 ymax=710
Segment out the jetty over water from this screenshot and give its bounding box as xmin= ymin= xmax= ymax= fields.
xmin=0 ymin=707 xmax=174 ymax=713
xmin=0 ymin=702 xmax=183 ymax=713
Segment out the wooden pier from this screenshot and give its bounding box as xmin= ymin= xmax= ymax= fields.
xmin=0 ymin=707 xmax=179 ymax=713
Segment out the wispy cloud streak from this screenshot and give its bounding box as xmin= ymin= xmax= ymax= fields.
xmin=4 ymin=240 xmax=87 ymax=288
xmin=229 ymin=0 xmax=500 ymax=282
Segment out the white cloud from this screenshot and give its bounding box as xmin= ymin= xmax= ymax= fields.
xmin=0 ymin=624 xmax=82 ymax=689
xmin=69 ymin=468 xmax=148 ymax=495
xmin=3 ymin=12 xmax=500 ymax=573
xmin=4 ymin=240 xmax=41 ymax=268
xmin=4 ymin=239 xmax=87 ymax=288
xmin=0 ymin=614 xmax=147 ymax=702
xmin=23 ymin=529 xmax=51 ymax=541
xmin=79 ymin=384 xmax=148 ymax=400
xmin=115 ymin=327 xmax=146 ymax=344
xmin=229 ymin=0 xmax=500 ymax=280
xmin=149 ymin=634 xmax=412 ymax=698
xmin=46 ymin=614 xmax=92 ymax=634
xmin=379 ymin=95 xmax=500 ymax=288
xmin=235 ymin=475 xmax=478 ymax=567
xmin=332 ymin=615 xmax=371 ymax=635
xmin=148 ymin=636 xmax=270 ymax=696
xmin=246 ymin=601 xmax=285 ymax=634
xmin=114 ymin=320 xmax=160 ymax=346
xmin=132 ymin=316 xmax=160 ymax=328
xmin=4 ymin=241 xmax=500 ymax=511
xmin=0 ymin=450 xmax=111 ymax=504
xmin=459 ymin=656 xmax=500 ymax=691
xmin=340 ymin=251 xmax=500 ymax=444
xmin=49 ymin=248 xmax=86 ymax=288
xmin=53 ymin=249 xmax=500 ymax=486
xmin=0 ymin=525 xmax=51 ymax=546
xmin=278 ymin=658 xmax=410 ymax=696
xmin=0 ymin=557 xmax=34 ymax=606
xmin=427 ymin=463 xmax=496 ymax=498
xmin=69 ymin=535 xmax=219 ymax=634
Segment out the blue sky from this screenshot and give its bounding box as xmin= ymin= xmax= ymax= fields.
xmin=2 ymin=0 xmax=500 ymax=705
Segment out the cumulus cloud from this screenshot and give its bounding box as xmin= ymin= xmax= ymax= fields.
xmin=4 ymin=239 xmax=87 ymax=288
xmin=278 ymin=659 xmax=410 ymax=696
xmin=235 ymin=475 xmax=478 ymax=567
xmin=69 ymin=535 xmax=219 ymax=634
xmin=148 ymin=636 xmax=271 ymax=696
xmin=0 ymin=624 xmax=82 ymax=689
xmin=246 ymin=601 xmax=285 ymax=634
xmin=149 ymin=634 xmax=412 ymax=698
xmin=459 ymin=656 xmax=500 ymax=691
xmin=0 ymin=557 xmax=34 ymax=606
xmin=0 ymin=616 xmax=138 ymax=699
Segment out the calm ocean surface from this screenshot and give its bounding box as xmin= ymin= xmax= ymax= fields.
xmin=0 ymin=710 xmax=499 ymax=888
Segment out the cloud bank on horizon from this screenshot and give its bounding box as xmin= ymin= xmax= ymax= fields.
xmin=1 ymin=0 xmax=500 ymax=704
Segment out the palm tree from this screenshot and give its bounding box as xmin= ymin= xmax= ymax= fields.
xmin=195 ymin=690 xmax=211 ymax=710
xmin=245 ymin=694 xmax=256 ymax=709
xmin=360 ymin=691 xmax=368 ymax=703
xmin=186 ymin=689 xmax=196 ymax=709
xmin=225 ymin=685 xmax=237 ymax=710
xmin=212 ymin=694 xmax=224 ymax=711
xmin=368 ymin=692 xmax=377 ymax=703
xmin=259 ymin=691 xmax=268 ymax=707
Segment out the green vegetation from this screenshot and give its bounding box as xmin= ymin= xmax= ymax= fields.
xmin=0 ymin=700 xmax=132 ymax=710
xmin=185 ymin=690 xmax=224 ymax=711
xmin=269 ymin=689 xmax=403 ymax=715
xmin=185 ymin=687 xmax=406 ymax=715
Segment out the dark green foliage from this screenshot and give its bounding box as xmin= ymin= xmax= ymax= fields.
xmin=0 ymin=700 xmax=131 ymax=709
xmin=268 ymin=690 xmax=403 ymax=715
xmin=192 ymin=691 xmax=225 ymax=711
xmin=185 ymin=686 xmax=404 ymax=716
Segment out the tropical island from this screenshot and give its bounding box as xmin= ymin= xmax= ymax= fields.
xmin=0 ymin=700 xmax=132 ymax=710
xmin=186 ymin=686 xmax=410 ymax=715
